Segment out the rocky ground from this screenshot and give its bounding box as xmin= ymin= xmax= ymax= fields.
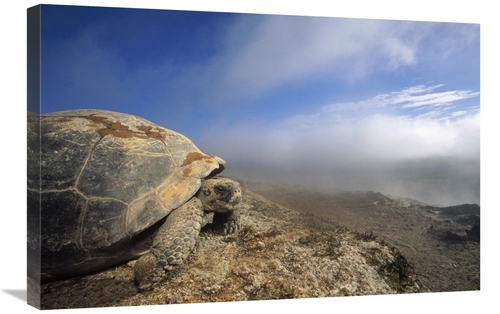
xmin=247 ymin=181 xmax=480 ymax=293
xmin=32 ymin=179 xmax=479 ymax=310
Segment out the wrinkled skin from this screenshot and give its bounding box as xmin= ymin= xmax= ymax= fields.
xmin=133 ymin=177 xmax=242 ymax=290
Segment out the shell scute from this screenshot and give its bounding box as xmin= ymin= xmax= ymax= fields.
xmin=28 ymin=110 xmax=224 ymax=281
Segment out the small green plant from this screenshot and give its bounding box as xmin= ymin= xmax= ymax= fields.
xmin=272 ymin=284 xmax=294 ymax=299
xmin=326 ymin=235 xmax=342 ymax=257
xmin=282 ymin=285 xmax=294 ymax=297
xmin=239 ymin=225 xmax=257 ymax=241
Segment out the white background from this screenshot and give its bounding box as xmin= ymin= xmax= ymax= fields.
xmin=1 ymin=1 xmax=497 ymax=313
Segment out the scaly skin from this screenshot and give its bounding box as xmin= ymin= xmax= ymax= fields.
xmin=134 ymin=198 xmax=203 ymax=290
xmin=134 ymin=177 xmax=242 ymax=291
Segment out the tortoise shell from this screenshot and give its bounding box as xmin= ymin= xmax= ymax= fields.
xmin=27 ymin=110 xmax=224 ymax=280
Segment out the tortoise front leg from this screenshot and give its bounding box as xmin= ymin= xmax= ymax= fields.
xmin=221 ymin=210 xmax=240 ymax=234
xmin=133 ymin=197 xmax=203 ymax=291
xmin=210 ymin=209 xmax=241 ymax=235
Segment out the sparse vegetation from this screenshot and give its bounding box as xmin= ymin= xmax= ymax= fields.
xmin=249 ymin=182 xmax=480 ymax=293
xmin=355 ymin=230 xmax=378 ymax=242
xmin=297 ymin=231 xmax=343 ymax=258
xmin=325 ymin=235 xmax=342 ymax=257
xmin=298 ymin=231 xmax=321 ymax=245
xmin=278 ymin=285 xmax=295 ymax=299
xmin=38 ymin=184 xmax=478 ymax=309
xmin=379 ymin=248 xmax=415 ymax=292
xmin=238 ymin=225 xmax=257 ymax=241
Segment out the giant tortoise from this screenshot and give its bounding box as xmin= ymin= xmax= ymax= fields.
xmin=27 ymin=110 xmax=242 ymax=290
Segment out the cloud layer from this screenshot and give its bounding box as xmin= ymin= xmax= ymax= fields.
xmin=204 ymin=85 xmax=480 ymax=206
xmin=195 ymin=17 xmax=478 ymax=107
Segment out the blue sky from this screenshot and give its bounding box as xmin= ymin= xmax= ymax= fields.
xmin=38 ymin=4 xmax=480 ymax=205
xmin=2 ymin=2 xmax=498 ymax=310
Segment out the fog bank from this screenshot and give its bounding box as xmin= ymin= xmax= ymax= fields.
xmin=203 ymin=112 xmax=480 ymax=207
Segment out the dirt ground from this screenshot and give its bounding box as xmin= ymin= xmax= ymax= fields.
xmin=247 ymin=181 xmax=480 ymax=292
xmin=30 ymin=179 xmax=479 ymax=309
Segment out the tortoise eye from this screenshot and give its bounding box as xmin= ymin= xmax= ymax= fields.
xmin=215 ymin=186 xmax=226 ymax=194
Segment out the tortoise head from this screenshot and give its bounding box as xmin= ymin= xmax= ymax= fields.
xmin=197 ymin=177 xmax=242 ymax=212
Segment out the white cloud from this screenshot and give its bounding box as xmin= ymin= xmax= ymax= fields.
xmin=195 ymin=17 xmax=479 ymax=106
xmin=214 ymin=110 xmax=480 ymax=165
xmin=285 ymin=85 xmax=480 ymax=160
xmin=201 ymin=17 xmax=430 ymax=104
xmin=226 ymin=17 xmax=385 ymax=80
xmin=207 ymin=108 xmax=480 ymax=205
xmin=313 ymin=84 xmax=479 ymax=117
xmin=399 ymin=89 xmax=480 ymax=109
xmin=205 ymin=85 xmax=480 ymax=205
